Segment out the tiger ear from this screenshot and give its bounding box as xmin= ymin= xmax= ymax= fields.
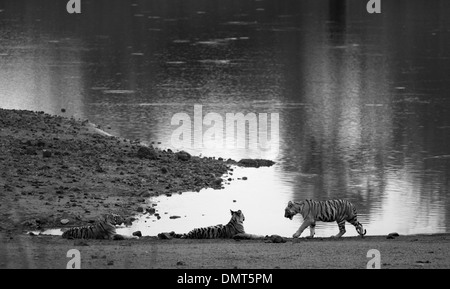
xmin=230 ymin=209 xmax=234 ymax=215
xmin=288 ymin=201 xmax=293 ymax=206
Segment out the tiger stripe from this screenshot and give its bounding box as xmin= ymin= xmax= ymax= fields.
xmin=284 ymin=199 xmax=366 ymax=238
xmin=61 ymin=213 xmax=124 ymax=240
xmin=183 ymin=210 xmax=246 ymax=239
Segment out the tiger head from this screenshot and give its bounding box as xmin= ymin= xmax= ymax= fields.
xmin=100 ymin=213 xmax=125 ymax=226
xmin=284 ymin=201 xmax=302 ymax=220
xmin=230 ymin=209 xmax=245 ymax=223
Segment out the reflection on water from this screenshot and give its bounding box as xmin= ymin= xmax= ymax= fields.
xmin=1 ymin=0 xmax=450 ymax=236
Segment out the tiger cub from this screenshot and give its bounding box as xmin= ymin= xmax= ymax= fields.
xmin=62 ymin=213 xmax=131 ymax=240
xmin=284 ymin=199 xmax=367 ymax=238
xmin=183 ymin=210 xmax=246 ymax=239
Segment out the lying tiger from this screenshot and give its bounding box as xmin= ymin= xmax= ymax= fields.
xmin=62 ymin=213 xmax=136 ymax=240
xmin=182 ymin=209 xmax=262 ymax=239
xmin=284 ymin=199 xmax=367 ymax=238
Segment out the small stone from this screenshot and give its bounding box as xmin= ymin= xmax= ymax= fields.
xmin=113 ymin=234 xmax=125 ymax=240
xmin=213 ymin=178 xmax=223 ymax=186
xmin=107 ymin=260 xmax=114 ymax=266
xmin=132 ymin=231 xmax=142 ymax=237
xmin=136 ymin=146 xmax=158 ymax=160
xmin=158 ymin=232 xmax=173 ymax=239
xmin=238 ymin=159 xmax=275 ymax=168
xmin=176 ymin=261 xmax=186 ymax=266
xmin=42 ymin=150 xmax=52 ymax=158
xmin=169 ymin=215 xmax=181 ymax=219
xmin=61 ymin=108 xmax=66 ymax=113
xmin=176 ymin=151 xmax=191 ymax=161
xmin=387 ymin=232 xmax=399 ymax=239
xmin=161 ymin=167 xmax=168 ymax=174
xmin=137 ymin=207 xmax=144 ymax=213
xmin=267 ymin=235 xmax=286 ymax=243
xmin=242 ymin=177 xmax=248 ymax=180
xmin=60 ymin=219 xmax=70 ymax=225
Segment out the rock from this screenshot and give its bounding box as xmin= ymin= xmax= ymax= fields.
xmin=176 ymin=261 xmax=186 ymax=266
xmin=416 ymin=260 xmax=431 ymax=264
xmin=176 ymin=151 xmax=191 ymax=161
xmin=146 ymin=207 xmax=156 ymax=214
xmin=132 ymin=231 xmax=142 ymax=237
xmin=60 ymin=219 xmax=70 ymax=225
xmin=387 ymin=232 xmax=399 ymax=239
xmin=42 ymin=150 xmax=52 ymax=158
xmin=213 ymin=178 xmax=223 ymax=186
xmin=61 ymin=108 xmax=66 ymax=113
xmin=137 ymin=207 xmax=144 ymax=213
xmin=265 ymin=235 xmax=286 ymax=243
xmin=242 ymin=177 xmax=248 ymax=180
xmin=136 ymin=146 xmax=157 ymax=160
xmin=158 ymin=232 xmax=173 ymax=240
xmin=113 ymin=234 xmax=125 ymax=240
xmin=141 ymin=191 xmax=151 ymax=198
xmin=107 ymin=260 xmax=114 ymax=266
xmin=169 ymin=215 xmax=181 ymax=219
xmin=237 ymin=159 xmax=275 ymax=168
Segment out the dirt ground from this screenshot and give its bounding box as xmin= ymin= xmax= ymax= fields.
xmin=1 ymin=109 xmax=450 ymax=270
xmin=1 ymin=233 xmax=450 ymax=269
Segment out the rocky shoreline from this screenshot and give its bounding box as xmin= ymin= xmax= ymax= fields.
xmin=0 ymin=109 xmax=273 ymax=235
xmin=2 ymin=109 xmax=450 ymax=269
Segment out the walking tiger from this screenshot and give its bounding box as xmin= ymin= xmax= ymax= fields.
xmin=284 ymin=199 xmax=367 ymax=238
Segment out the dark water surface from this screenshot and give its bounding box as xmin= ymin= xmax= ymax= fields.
xmin=1 ymin=0 xmax=450 ymax=236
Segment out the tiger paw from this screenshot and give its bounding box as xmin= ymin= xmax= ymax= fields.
xmin=292 ymin=233 xmax=300 ymax=238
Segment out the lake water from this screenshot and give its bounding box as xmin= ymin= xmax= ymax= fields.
xmin=1 ymin=0 xmax=450 ymax=237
